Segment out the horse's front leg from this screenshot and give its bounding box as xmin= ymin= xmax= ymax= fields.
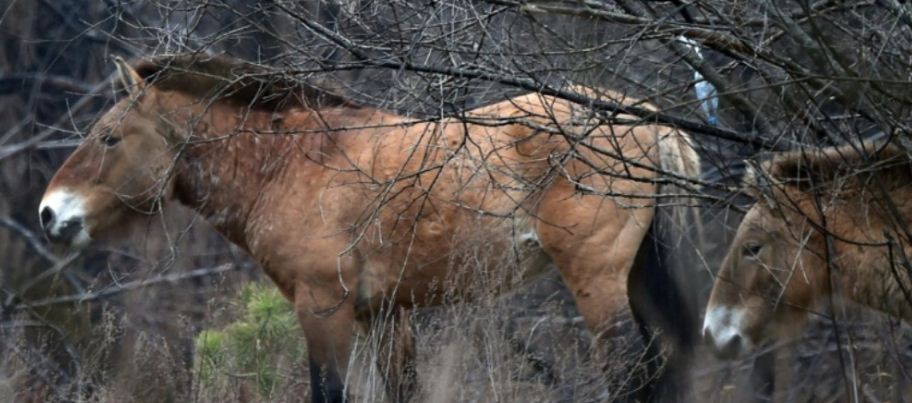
xmin=374 ymin=306 xmax=416 ymax=403
xmin=295 ymin=280 xmax=357 ymax=403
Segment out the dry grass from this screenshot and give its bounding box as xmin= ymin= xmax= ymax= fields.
xmin=1 ymin=178 xmax=910 ymax=403
xmin=4 ymin=254 xmax=910 ymax=403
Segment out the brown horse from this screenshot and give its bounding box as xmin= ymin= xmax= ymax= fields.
xmin=703 ymin=139 xmax=912 ymax=359
xmin=39 ymin=53 xmax=700 ymax=402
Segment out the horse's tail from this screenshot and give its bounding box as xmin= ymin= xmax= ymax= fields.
xmin=651 ymin=125 xmax=703 ymax=347
xmin=627 ymin=125 xmax=704 ymax=401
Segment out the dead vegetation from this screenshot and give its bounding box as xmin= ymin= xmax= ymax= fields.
xmin=2 ymin=1 xmax=912 ymax=402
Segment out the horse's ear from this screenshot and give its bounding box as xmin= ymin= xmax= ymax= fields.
xmin=113 ymin=56 xmax=145 ymax=100
xmin=743 ymin=158 xmax=777 ymax=209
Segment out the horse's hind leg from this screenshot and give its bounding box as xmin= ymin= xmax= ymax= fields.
xmin=535 ymin=186 xmax=655 ymax=336
xmin=536 ymin=190 xmax=656 ymax=399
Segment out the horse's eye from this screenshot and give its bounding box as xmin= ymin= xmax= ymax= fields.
xmin=100 ymin=134 xmax=121 ymax=147
xmin=743 ymin=243 xmax=763 ymax=259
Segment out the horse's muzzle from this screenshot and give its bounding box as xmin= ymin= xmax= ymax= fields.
xmin=703 ymin=327 xmax=745 ymax=359
xmin=41 ymin=206 xmax=85 ymax=245
xmin=702 ymin=306 xmax=751 ymax=360
xmin=38 ymin=189 xmax=92 ymax=248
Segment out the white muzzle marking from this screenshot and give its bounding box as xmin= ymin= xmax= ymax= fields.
xmin=702 ymin=306 xmax=752 ymax=359
xmin=39 ymin=189 xmax=92 ymax=248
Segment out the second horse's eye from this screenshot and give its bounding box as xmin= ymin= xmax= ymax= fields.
xmin=743 ymin=243 xmax=763 ymax=259
xmin=100 ymin=133 xmax=121 ymax=147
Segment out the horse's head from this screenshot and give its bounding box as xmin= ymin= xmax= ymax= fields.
xmin=39 ymin=58 xmax=177 ymax=249
xmin=703 ymin=156 xmax=831 ymax=359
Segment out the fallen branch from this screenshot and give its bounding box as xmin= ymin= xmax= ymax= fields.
xmin=7 ymin=263 xmax=242 ymax=311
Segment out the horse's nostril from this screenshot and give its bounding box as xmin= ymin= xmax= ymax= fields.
xmin=57 ymin=219 xmax=83 ymax=242
xmin=40 ymin=206 xmax=54 ymax=230
xmin=721 ymin=334 xmax=743 ymax=358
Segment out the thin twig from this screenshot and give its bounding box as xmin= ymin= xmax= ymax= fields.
xmin=8 ymin=263 xmax=241 ymax=311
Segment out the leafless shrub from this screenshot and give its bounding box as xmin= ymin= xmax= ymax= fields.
xmin=3 ymin=1 xmax=912 ymax=402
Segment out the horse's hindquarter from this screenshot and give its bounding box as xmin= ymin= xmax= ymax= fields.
xmin=534 ymin=118 xmax=662 ymax=330
xmin=371 ymin=94 xmax=663 ymax=311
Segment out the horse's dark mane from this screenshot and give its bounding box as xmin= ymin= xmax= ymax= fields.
xmin=131 ymin=53 xmax=354 ymax=110
xmin=746 ymin=139 xmax=912 ymax=194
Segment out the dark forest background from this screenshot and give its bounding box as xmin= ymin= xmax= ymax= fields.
xmin=0 ymin=1 xmax=910 ymax=402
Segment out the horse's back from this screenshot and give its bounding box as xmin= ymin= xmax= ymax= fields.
xmin=275 ymin=90 xmax=685 ymax=309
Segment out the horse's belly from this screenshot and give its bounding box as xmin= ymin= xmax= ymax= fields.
xmin=353 ymin=215 xmax=551 ymax=312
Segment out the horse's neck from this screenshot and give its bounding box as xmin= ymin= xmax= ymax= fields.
xmin=853 ymin=259 xmax=912 ymax=323
xmin=166 ymin=100 xmax=394 ymax=248
xmin=834 ymin=199 xmax=912 ymax=323
xmin=171 ymin=106 xmax=304 ymax=248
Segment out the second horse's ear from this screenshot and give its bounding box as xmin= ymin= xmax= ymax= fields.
xmin=113 ymin=56 xmax=145 ymax=100
xmin=743 ymin=158 xmax=777 ymax=209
